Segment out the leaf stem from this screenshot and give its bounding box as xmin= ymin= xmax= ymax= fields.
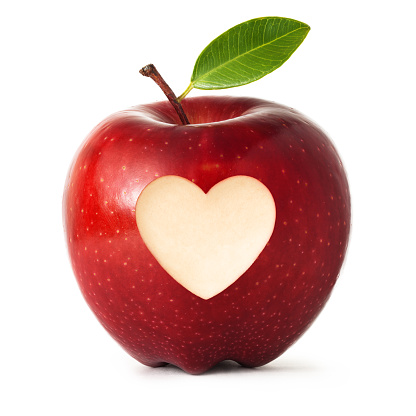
xmin=140 ymin=64 xmax=190 ymax=125
xmin=177 ymin=83 xmax=194 ymax=103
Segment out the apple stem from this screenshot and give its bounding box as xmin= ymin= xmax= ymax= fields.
xmin=140 ymin=64 xmax=190 ymax=125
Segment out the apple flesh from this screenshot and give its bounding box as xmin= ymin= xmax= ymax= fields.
xmin=135 ymin=174 xmax=277 ymax=300
xmin=63 ymin=96 xmax=350 ymax=374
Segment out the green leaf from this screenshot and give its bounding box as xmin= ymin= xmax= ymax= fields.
xmin=185 ymin=17 xmax=310 ymax=94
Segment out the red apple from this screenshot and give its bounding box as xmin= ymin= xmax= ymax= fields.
xmin=63 ymin=95 xmax=350 ymax=374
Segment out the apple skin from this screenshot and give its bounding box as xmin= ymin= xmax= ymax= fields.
xmin=63 ymin=95 xmax=350 ymax=374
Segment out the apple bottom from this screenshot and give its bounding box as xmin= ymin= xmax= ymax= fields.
xmin=121 ymin=313 xmax=319 ymax=374
xmin=89 ymin=285 xmax=334 ymax=375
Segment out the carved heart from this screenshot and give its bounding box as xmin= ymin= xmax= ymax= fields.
xmin=135 ymin=175 xmax=276 ymax=300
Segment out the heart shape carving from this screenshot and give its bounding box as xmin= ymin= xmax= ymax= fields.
xmin=135 ymin=175 xmax=276 ymax=300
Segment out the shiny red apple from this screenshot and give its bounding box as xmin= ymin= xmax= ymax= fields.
xmin=63 ymin=95 xmax=350 ymax=374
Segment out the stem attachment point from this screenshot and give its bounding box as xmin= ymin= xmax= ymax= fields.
xmin=178 ymin=83 xmax=194 ymax=103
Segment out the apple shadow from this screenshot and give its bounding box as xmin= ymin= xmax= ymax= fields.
xmin=204 ymin=359 xmax=322 ymax=376
xmin=138 ymin=358 xmax=322 ymax=377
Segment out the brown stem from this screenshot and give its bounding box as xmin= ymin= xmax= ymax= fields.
xmin=140 ymin=64 xmax=190 ymax=125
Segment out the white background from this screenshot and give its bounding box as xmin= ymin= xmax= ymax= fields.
xmin=1 ymin=0 xmax=415 ymax=414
